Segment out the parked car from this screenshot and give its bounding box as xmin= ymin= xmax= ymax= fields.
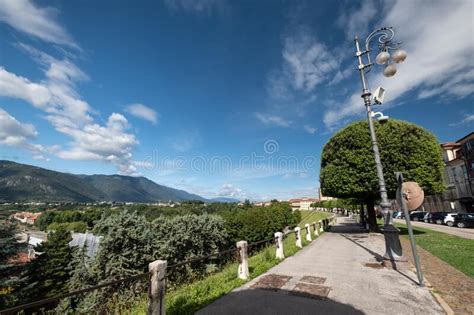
xmin=453 ymin=213 xmax=474 ymax=228
xmin=444 ymin=213 xmax=458 ymax=227
xmin=409 ymin=211 xmax=427 ymax=222
xmin=393 ymin=211 xmax=405 ymax=219
xmin=423 ymin=212 xmax=448 ymax=224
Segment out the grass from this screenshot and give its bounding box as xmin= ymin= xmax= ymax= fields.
xmin=298 ymin=210 xmax=331 ymax=227
xmin=380 ymin=220 xmax=474 ymax=278
xmin=131 ymin=211 xmax=332 ymax=315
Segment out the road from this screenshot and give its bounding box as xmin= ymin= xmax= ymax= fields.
xmin=394 ymin=219 xmax=474 ymax=240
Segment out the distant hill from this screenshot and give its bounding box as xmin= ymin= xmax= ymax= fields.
xmin=0 ymin=160 xmax=206 ymax=203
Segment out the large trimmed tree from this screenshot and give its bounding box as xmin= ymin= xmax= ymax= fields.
xmin=320 ymin=119 xmax=444 ymax=231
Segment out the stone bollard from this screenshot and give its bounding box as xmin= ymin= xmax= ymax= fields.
xmin=274 ymin=232 xmax=284 ymax=259
xmin=313 ymin=221 xmax=319 ymax=236
xmin=319 ymin=220 xmax=324 ymax=233
xmin=294 ymin=227 xmax=302 ymax=248
xmin=148 ymin=260 xmax=167 ymax=315
xmin=305 ymin=224 xmax=312 ymax=242
xmin=236 ymin=241 xmax=249 ymax=280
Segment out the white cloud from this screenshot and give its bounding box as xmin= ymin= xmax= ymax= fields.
xmin=260 ymin=28 xmax=336 ymax=129
xmin=0 ymin=107 xmax=45 ymax=154
xmin=172 ymin=130 xmax=202 ymax=152
xmin=337 ymin=0 xmax=377 ymax=40
xmin=32 ymin=154 xmax=50 ymax=162
xmin=0 ymin=46 xmax=139 ymax=174
xmin=449 ymin=113 xmax=474 ymax=127
xmin=217 ymin=183 xmax=243 ymax=198
xmin=324 ymin=0 xmax=474 ymax=128
xmin=255 ymin=112 xmax=291 ymax=128
xmin=164 ymin=0 xmax=223 ymax=14
xmin=125 ymin=103 xmax=159 ymax=124
xmin=0 ymin=0 xmax=79 ymax=49
xmin=303 ymin=124 xmax=317 ymax=134
xmin=282 ymin=31 xmax=339 ymax=93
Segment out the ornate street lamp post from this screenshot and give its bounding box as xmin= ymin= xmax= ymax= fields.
xmin=353 ymin=27 xmax=407 ymax=260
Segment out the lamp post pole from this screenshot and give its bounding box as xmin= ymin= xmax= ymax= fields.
xmin=353 ymin=28 xmax=406 ymax=261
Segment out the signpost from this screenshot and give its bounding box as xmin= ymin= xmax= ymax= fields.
xmin=395 ymin=172 xmax=424 ymax=286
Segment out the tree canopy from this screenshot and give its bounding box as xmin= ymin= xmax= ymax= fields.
xmin=320 ymin=119 xmax=444 ymax=203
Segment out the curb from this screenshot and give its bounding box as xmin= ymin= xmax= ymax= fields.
xmin=409 ymin=266 xmax=454 ymax=315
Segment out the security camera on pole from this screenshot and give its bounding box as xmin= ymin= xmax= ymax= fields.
xmin=353 ymin=27 xmax=408 ymax=261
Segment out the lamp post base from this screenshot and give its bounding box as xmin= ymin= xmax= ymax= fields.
xmin=380 ymin=225 xmax=407 ymax=261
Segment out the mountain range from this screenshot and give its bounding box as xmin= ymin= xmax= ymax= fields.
xmin=0 ymin=160 xmax=221 ymax=203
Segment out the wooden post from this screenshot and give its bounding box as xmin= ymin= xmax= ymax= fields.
xmin=148 ymin=260 xmax=167 ymax=315
xmin=274 ymin=232 xmax=284 ymax=259
xmin=237 ymin=241 xmax=249 ymax=280
xmin=305 ymin=224 xmax=312 ymax=242
xmin=294 ymin=227 xmax=302 ymax=248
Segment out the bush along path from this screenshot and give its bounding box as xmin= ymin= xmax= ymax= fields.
xmin=130 ymin=212 xmax=335 ymax=315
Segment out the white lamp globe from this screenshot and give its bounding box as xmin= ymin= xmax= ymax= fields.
xmin=383 ymin=64 xmax=397 ymax=77
xmin=392 ymin=49 xmax=407 ymax=63
xmin=376 ymin=51 xmax=391 ymax=65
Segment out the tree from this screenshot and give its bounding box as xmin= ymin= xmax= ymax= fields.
xmin=320 ymin=119 xmax=444 ymax=231
xmin=18 ymin=227 xmax=75 ymax=307
xmin=0 ymin=221 xmax=26 ymax=309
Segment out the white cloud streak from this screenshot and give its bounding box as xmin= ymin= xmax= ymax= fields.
xmin=255 ymin=112 xmax=291 ymax=128
xmin=0 ymin=0 xmax=79 ymax=49
xmin=125 ymin=103 xmax=159 ymax=124
xmin=324 ymin=0 xmax=474 ymax=128
xmin=303 ymin=125 xmax=317 ymax=134
xmin=164 ymin=0 xmax=223 ymax=14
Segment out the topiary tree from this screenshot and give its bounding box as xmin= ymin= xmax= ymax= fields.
xmin=320 ymin=119 xmax=444 ymax=231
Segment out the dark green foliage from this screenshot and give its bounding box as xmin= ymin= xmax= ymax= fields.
xmin=35 ymin=208 xmax=112 ymax=231
xmin=67 ymin=212 xmax=230 ymax=312
xmin=0 ymin=221 xmax=26 ymax=309
xmin=47 ymin=221 xmax=88 ymax=233
xmin=0 ymin=160 xmax=206 ymax=202
xmin=17 ymin=227 xmax=75 ymax=305
xmin=320 ymin=119 xmax=444 ymax=201
xmin=222 ymin=202 xmax=299 ymax=243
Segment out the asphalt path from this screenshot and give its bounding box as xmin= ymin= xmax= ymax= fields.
xmin=394 ymin=219 xmax=474 ymax=240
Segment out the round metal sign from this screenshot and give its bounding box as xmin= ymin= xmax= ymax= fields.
xmin=402 ymin=181 xmax=424 ymax=211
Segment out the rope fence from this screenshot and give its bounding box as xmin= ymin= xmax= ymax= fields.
xmin=1 ymin=214 xmax=337 ymax=315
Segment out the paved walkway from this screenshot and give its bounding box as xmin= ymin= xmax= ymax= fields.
xmin=198 ymin=217 xmax=444 ymax=315
xmin=394 ymin=219 xmax=474 ymax=240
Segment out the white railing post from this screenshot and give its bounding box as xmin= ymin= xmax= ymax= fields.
xmin=274 ymin=232 xmax=284 ymax=259
xmin=236 ymin=241 xmax=249 ymax=280
xmin=313 ymin=221 xmax=319 ymax=236
xmin=148 ymin=260 xmax=167 ymax=315
xmin=294 ymin=227 xmax=302 ymax=248
xmin=305 ymin=223 xmax=312 ymax=242
xmin=319 ymin=220 xmax=324 ymax=233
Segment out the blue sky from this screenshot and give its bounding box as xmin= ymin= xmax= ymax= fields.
xmin=0 ymin=0 xmax=473 ymax=200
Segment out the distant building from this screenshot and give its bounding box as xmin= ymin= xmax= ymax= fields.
xmin=11 ymin=212 xmax=41 ymax=225
xmin=69 ymin=232 xmax=102 ymax=258
xmin=253 ymin=201 xmax=272 ymax=207
xmin=424 ymin=132 xmax=474 ymax=213
xmin=288 ymin=198 xmax=319 ymax=211
xmin=318 ymin=188 xmax=335 ymax=202
xmin=20 ymin=231 xmax=102 ymax=259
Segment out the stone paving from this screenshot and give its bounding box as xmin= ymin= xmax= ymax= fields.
xmin=400 ymin=237 xmax=474 ymax=315
xmin=198 ymin=217 xmax=444 ymax=315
